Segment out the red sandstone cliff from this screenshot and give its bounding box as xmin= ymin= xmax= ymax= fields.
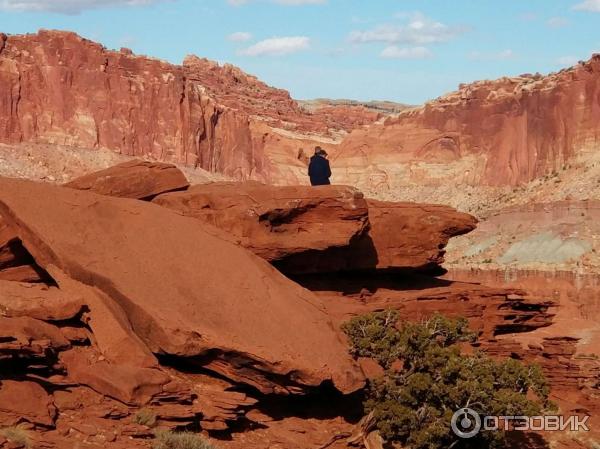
xmin=4 ymin=30 xmax=599 ymax=193
xmin=334 ymin=55 xmax=600 ymax=191
xmin=0 ymin=30 xmax=382 ymax=185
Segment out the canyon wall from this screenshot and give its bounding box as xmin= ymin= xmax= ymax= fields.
xmin=334 ymin=55 xmax=600 ymax=192
xmin=0 ymin=30 xmax=382 ymax=185
xmin=0 ymin=30 xmax=279 ymax=181
xmin=3 ymin=30 xmax=600 ymax=194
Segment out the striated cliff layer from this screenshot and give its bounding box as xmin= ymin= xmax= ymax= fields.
xmin=0 ymin=30 xmax=383 ymax=186
xmin=4 ymin=30 xmax=600 ymax=195
xmin=334 ymin=55 xmax=600 ymax=192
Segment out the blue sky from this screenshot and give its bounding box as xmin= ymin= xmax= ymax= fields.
xmin=1 ymin=0 xmax=599 ymax=104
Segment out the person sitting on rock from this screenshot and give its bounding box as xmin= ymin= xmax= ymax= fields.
xmin=308 ymin=146 xmax=332 ymax=186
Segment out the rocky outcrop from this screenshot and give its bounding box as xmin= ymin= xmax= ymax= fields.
xmin=335 ymin=54 xmax=600 ymax=192
xmin=275 ymin=200 xmax=478 ymax=274
xmin=151 ymin=181 xmax=476 ymax=274
xmin=1 ymin=171 xmax=598 ymax=448
xmin=65 ymin=160 xmax=190 ymax=200
xmin=0 ymin=176 xmax=363 ymax=395
xmin=153 ymin=182 xmax=369 ymax=261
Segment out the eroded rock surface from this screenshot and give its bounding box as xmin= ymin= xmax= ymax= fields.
xmin=275 ymin=200 xmax=478 ymax=274
xmin=334 ymin=55 xmax=600 ymax=194
xmin=0 ymin=177 xmax=363 ymax=396
xmin=152 ymin=181 xmax=476 ymax=275
xmin=153 ymin=182 xmax=369 ymax=261
xmin=65 ymin=160 xmax=190 ymax=200
xmin=0 ymin=171 xmax=595 ymax=448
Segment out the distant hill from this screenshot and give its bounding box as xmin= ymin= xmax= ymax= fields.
xmin=298 ymin=98 xmax=414 ymax=115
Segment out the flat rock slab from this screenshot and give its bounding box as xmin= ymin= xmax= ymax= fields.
xmin=0 ymin=177 xmax=363 ymax=395
xmin=65 ymin=159 xmax=190 ymax=200
xmin=153 ymin=181 xmax=369 ymax=261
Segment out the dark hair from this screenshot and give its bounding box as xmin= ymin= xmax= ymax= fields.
xmin=314 ymin=146 xmax=327 ymax=156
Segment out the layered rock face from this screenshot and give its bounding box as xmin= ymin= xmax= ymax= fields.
xmin=0 ymin=30 xmax=386 ymax=187
xmin=335 ymin=55 xmax=600 ymax=192
xmin=0 ymin=31 xmax=268 ymax=181
xmin=2 ymin=30 xmax=600 ymax=197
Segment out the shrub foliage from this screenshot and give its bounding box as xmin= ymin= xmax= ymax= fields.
xmin=342 ymin=311 xmax=552 ymax=449
xmin=153 ymin=431 xmax=215 ymax=449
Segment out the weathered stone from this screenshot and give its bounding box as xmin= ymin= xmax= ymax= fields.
xmin=153 ymin=182 xmax=369 ymax=261
xmin=276 ymin=200 xmax=478 ymax=274
xmin=0 ymin=380 xmax=56 ymax=427
xmin=0 ymin=177 xmax=364 ymax=395
xmin=65 ymin=160 xmax=190 ymax=200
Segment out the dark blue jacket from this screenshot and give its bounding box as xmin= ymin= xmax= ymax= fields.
xmin=308 ymin=155 xmax=332 ymax=186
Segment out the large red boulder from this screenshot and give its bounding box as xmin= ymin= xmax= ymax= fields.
xmin=65 ymin=159 xmax=190 ymax=200
xmin=275 ymin=200 xmax=478 ymax=274
xmin=153 ymin=182 xmax=369 ymax=261
xmin=152 ymin=182 xmax=476 ymax=274
xmin=362 ymin=200 xmax=478 ymax=269
xmin=0 ymin=177 xmax=363 ymax=395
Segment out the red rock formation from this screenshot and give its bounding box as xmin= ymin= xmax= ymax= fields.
xmin=276 ymin=200 xmax=478 ymax=274
xmin=0 ymin=218 xmax=51 ymax=282
xmin=0 ymin=176 xmax=364 ymax=395
xmin=0 ymin=31 xmax=271 ymax=181
xmin=336 ymin=55 xmax=600 ymax=189
xmin=0 ymin=381 xmax=56 ymax=427
xmin=65 ymin=160 xmax=190 ymax=200
xmin=1 ymin=173 xmax=596 ymax=448
xmin=153 ymin=182 xmax=369 ymax=261
xmin=150 ymin=180 xmax=476 ymax=274
xmin=0 ymin=31 xmax=383 ymax=186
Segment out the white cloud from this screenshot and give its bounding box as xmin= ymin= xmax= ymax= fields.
xmin=573 ymin=0 xmax=600 ymax=12
xmin=547 ymin=17 xmax=570 ymax=27
xmin=228 ymin=0 xmax=326 ymax=5
xmin=556 ymin=55 xmax=579 ymax=66
xmin=228 ymin=31 xmax=253 ymax=42
xmin=380 ymin=45 xmax=432 ymax=59
xmin=349 ymin=12 xmax=466 ymax=45
xmin=239 ymin=36 xmax=310 ymax=56
xmin=0 ymin=0 xmax=169 ymax=13
xmin=468 ymin=49 xmax=515 ymax=61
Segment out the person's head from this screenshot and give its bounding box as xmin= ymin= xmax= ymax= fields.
xmin=314 ymin=146 xmax=328 ymax=158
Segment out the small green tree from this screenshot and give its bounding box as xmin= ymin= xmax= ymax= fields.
xmin=342 ymin=311 xmax=552 ymax=449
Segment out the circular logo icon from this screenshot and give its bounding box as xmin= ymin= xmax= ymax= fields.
xmin=451 ymin=408 xmax=482 ymax=439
